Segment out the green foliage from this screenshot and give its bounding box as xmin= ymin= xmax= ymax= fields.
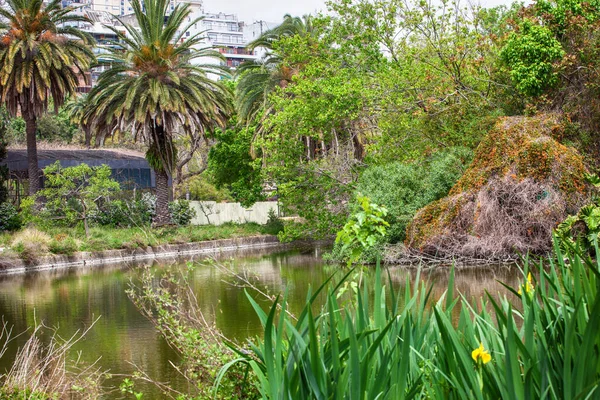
xmin=120 ymin=378 xmax=144 ymax=400
xmin=48 ymin=235 xmax=78 ymax=255
xmin=327 ymin=148 xmax=471 ymax=263
xmin=0 ymin=203 xmax=22 ymax=231
xmin=128 ymin=266 xmax=259 ymax=399
xmin=90 ymin=194 xmax=155 ymax=228
xmin=555 ymin=174 xmax=600 ymax=253
xmin=243 ymin=0 xmax=511 ymax=241
xmin=0 ymin=387 xmax=54 ymax=400
xmin=223 ymin=240 xmax=600 ymax=399
xmin=168 ymin=200 xmax=196 ymax=226
xmin=261 ymin=209 xmax=284 ymax=236
xmin=38 ymin=162 xmax=121 ymax=234
xmin=335 ymin=195 xmax=389 ymax=264
xmin=3 ymin=101 xmax=85 ymax=144
xmin=357 ymin=148 xmax=471 ymax=244
xmin=185 ymin=175 xmax=233 ymax=202
xmin=208 ymin=124 xmax=264 ymax=207
xmin=501 ymin=20 xmax=565 ymax=97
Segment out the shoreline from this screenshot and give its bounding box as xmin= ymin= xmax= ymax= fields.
xmin=0 ymin=235 xmax=283 ymax=275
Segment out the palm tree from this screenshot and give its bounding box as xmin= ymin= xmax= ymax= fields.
xmin=0 ymin=0 xmax=94 ymax=195
xmin=87 ymin=0 xmax=231 ymax=225
xmin=236 ymin=15 xmax=314 ymax=125
xmin=64 ymin=94 xmax=93 ymax=147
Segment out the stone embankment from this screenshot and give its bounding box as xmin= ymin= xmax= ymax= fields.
xmin=0 ymin=235 xmax=281 ymax=274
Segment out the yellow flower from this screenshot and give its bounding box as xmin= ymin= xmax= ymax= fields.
xmin=472 ymin=343 xmax=491 ymax=365
xmin=518 ymin=272 xmax=535 ymax=295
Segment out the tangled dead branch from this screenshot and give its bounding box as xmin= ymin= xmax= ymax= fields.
xmin=401 ymin=115 xmax=589 ymax=261
xmin=127 ymin=263 xmax=259 ymax=399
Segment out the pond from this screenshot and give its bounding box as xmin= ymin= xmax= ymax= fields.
xmin=0 ymin=245 xmax=521 ymax=397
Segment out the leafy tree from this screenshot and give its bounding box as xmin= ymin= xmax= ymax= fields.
xmin=500 ymin=0 xmax=600 ymax=163
xmin=0 ymin=0 xmax=94 ymax=195
xmin=248 ymin=0 xmax=509 ymax=239
xmin=39 ymin=162 xmax=121 ymax=237
xmin=87 ymin=0 xmax=232 ymax=224
xmin=208 ymin=123 xmax=264 ymax=207
xmin=501 ymin=20 xmax=565 ymax=97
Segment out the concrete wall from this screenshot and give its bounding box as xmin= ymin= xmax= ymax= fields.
xmin=189 ymin=201 xmax=279 ymax=225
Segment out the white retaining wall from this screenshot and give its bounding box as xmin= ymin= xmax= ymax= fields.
xmin=189 ymin=201 xmax=279 ymax=225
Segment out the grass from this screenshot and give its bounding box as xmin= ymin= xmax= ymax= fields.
xmin=0 ymin=222 xmax=271 ymax=258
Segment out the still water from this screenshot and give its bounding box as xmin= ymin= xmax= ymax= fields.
xmin=0 ymin=245 xmax=520 ymax=397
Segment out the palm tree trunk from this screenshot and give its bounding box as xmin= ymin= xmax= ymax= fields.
xmin=154 ymin=169 xmax=170 ymax=225
xmin=25 ymin=115 xmax=40 ymax=195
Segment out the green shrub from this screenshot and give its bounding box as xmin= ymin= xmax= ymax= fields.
xmin=168 ymin=200 xmax=196 ymax=226
xmin=554 ymin=173 xmax=600 ymax=255
xmin=0 ymin=203 xmax=21 ymax=231
xmin=329 ymin=148 xmax=471 ymax=263
xmin=335 ymin=195 xmax=389 ymax=265
xmin=48 ymin=236 xmax=78 ymax=255
xmin=91 ymin=194 xmax=155 ymax=228
xmin=355 ymin=147 xmax=471 ymax=244
xmin=185 ymin=174 xmax=233 ymax=202
xmin=38 ymin=162 xmax=121 ymax=236
xmin=261 ymin=208 xmax=284 ymax=235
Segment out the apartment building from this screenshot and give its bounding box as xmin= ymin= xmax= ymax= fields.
xmin=196 ymin=12 xmax=257 ymax=68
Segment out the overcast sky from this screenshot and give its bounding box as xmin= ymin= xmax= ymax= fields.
xmin=202 ymin=0 xmax=521 ymax=27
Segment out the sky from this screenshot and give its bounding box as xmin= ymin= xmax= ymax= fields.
xmin=202 ymin=0 xmax=520 ymax=27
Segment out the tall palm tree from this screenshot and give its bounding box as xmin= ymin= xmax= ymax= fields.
xmin=87 ymin=0 xmax=231 ymax=224
xmin=0 ymin=0 xmax=94 ymax=195
xmin=236 ymin=15 xmax=314 ymax=125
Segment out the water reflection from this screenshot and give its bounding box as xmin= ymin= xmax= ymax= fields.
xmin=0 ymin=245 xmax=521 ymax=396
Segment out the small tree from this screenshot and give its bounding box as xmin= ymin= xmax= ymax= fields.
xmin=39 ymin=162 xmax=120 ymax=237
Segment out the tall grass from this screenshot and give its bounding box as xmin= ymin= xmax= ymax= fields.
xmin=0 ymin=319 xmax=106 ymax=399
xmin=221 ymin=242 xmax=600 ymax=399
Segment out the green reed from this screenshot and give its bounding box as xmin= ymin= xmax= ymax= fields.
xmin=219 ymin=241 xmax=600 ymax=399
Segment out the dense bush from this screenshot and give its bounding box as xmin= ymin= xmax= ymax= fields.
xmin=168 ymin=200 xmax=196 ymax=226
xmin=356 ymin=147 xmax=471 ymax=244
xmin=0 ymin=203 xmax=21 ymax=231
xmin=91 ymin=193 xmax=155 ymax=228
xmin=328 ymin=147 xmax=471 ymax=263
xmin=184 ymin=174 xmax=233 ymax=202
xmin=35 ymin=112 xmax=79 ymax=143
xmin=261 ymin=208 xmax=284 ymax=235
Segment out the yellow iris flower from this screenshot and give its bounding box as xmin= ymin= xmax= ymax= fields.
xmin=472 ymin=343 xmax=492 ymax=364
xmin=518 ymin=272 xmax=535 ymax=295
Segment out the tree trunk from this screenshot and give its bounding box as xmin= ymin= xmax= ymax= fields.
xmin=25 ymin=115 xmax=40 ymax=196
xmin=154 ymin=169 xmax=171 ymax=225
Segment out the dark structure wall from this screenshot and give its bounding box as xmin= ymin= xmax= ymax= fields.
xmin=1 ymin=149 xmax=157 ymax=203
